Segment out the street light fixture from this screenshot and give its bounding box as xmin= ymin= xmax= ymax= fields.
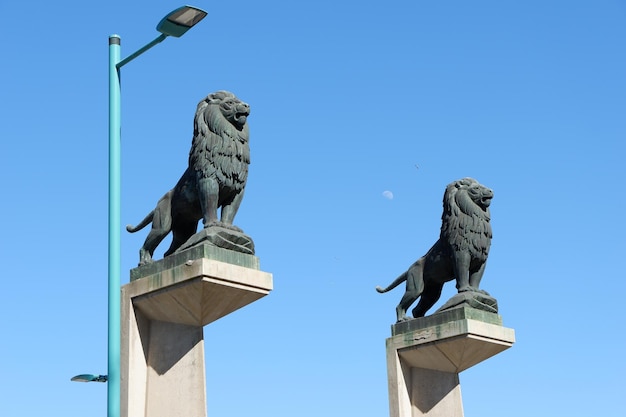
xmin=104 ymin=5 xmax=206 ymax=417
xmin=116 ymin=6 xmax=207 ymax=68
xmin=157 ymin=6 xmax=208 ymax=37
xmin=71 ymin=374 xmax=108 ymax=383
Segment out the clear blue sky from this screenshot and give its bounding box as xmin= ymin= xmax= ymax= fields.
xmin=1 ymin=1 xmax=625 ymax=416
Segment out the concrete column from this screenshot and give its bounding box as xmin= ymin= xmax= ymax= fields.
xmin=385 ymin=307 xmax=515 ymax=417
xmin=409 ymin=368 xmax=462 ymax=417
xmin=120 ymin=244 xmax=273 ymax=417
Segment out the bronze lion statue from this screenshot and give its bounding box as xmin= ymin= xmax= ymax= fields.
xmin=127 ymin=91 xmax=251 ymax=265
xmin=376 ymin=178 xmax=494 ymax=321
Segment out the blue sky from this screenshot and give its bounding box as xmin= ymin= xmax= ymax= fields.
xmin=1 ymin=1 xmax=625 ymax=416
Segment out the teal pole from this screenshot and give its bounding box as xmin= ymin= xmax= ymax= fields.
xmin=106 ymin=32 xmax=167 ymax=417
xmin=108 ymin=34 xmax=121 ymax=417
xmin=103 ymin=9 xmax=205 ymax=414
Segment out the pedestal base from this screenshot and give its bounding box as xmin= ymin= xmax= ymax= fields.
xmin=385 ymin=307 xmax=515 ymax=417
xmin=121 ymin=245 xmax=273 ymax=417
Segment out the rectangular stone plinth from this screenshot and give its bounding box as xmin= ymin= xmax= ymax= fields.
xmin=128 ymin=256 xmax=272 ymax=326
xmin=130 ymin=243 xmax=261 ymax=281
xmin=388 ymin=307 xmax=515 ymax=373
xmin=385 ymin=307 xmax=515 ymax=417
xmin=121 ymin=248 xmax=273 ymax=417
xmin=391 ymin=306 xmax=503 ymax=336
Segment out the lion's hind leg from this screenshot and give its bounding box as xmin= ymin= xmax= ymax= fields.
xmin=139 ymin=228 xmax=168 ymax=265
xmin=164 ymin=220 xmax=198 ymax=257
xmin=411 ymin=282 xmax=444 ymax=318
xmin=137 ymin=195 xmax=173 ymax=266
xmin=395 ymin=262 xmax=425 ymax=322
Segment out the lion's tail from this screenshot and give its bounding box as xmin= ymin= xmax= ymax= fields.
xmin=375 ymin=272 xmax=408 ymax=293
xmin=126 ymin=210 xmax=155 ymax=233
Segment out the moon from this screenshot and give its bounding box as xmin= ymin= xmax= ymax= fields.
xmin=382 ymin=190 xmax=394 ymax=200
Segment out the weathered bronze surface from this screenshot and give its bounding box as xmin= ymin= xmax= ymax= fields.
xmin=376 ymin=178 xmax=495 ymax=322
xmin=127 ymin=91 xmax=253 ymax=265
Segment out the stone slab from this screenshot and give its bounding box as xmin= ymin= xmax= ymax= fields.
xmin=130 ymin=243 xmax=260 ymax=281
xmin=127 ymin=257 xmax=272 ymax=326
xmin=391 ymin=305 xmax=503 ymax=336
xmin=387 ymin=309 xmax=515 ymax=373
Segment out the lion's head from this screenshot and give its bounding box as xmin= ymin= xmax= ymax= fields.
xmin=190 ymin=91 xmax=250 ymax=189
xmin=440 ymin=177 xmax=493 ymax=260
xmin=200 ymin=90 xmax=250 ymax=130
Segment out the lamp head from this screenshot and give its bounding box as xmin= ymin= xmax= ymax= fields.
xmin=71 ymin=374 xmax=108 ymax=383
xmin=157 ymin=5 xmax=207 ymax=37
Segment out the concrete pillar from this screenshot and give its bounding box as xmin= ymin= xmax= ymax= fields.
xmin=120 ymin=244 xmax=273 ymax=417
xmin=385 ymin=307 xmax=515 ymax=417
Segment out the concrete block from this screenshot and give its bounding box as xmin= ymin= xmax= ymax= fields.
xmin=130 ymin=257 xmax=272 ymax=326
xmin=120 ymin=246 xmax=273 ymax=417
xmin=130 ymin=243 xmax=261 ymax=281
xmin=385 ymin=307 xmax=515 ymax=417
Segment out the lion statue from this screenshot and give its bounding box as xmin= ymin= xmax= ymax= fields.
xmin=376 ymin=178 xmax=494 ymax=322
xmin=126 ymin=91 xmax=251 ymax=265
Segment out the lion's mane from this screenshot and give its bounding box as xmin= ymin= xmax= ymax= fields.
xmin=189 ymin=90 xmax=250 ymax=192
xmin=440 ymin=177 xmax=492 ymax=262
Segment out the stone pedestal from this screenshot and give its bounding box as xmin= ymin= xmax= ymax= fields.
xmin=120 ymin=244 xmax=273 ymax=417
xmin=385 ymin=307 xmax=515 ymax=417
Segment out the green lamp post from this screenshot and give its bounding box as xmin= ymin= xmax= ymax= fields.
xmin=105 ymin=5 xmax=206 ymax=417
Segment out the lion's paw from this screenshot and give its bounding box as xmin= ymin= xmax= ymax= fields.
xmin=225 ymin=224 xmax=243 ymax=233
xmin=203 ymin=220 xmax=222 ymax=229
xmin=207 ymin=221 xmax=243 ymax=233
xmin=138 ymin=258 xmax=154 ymax=267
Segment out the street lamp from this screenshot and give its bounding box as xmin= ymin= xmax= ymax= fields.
xmin=106 ymin=5 xmax=206 ymax=417
xmin=71 ymin=374 xmax=108 ymax=383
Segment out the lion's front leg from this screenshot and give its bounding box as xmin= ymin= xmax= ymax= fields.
xmin=197 ymin=176 xmax=219 ymax=228
xmin=469 ymin=261 xmax=487 ymax=291
xmin=453 ymin=251 xmax=473 ymax=293
xmin=220 ymin=190 xmax=244 ymax=231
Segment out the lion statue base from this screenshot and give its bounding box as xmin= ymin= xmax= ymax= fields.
xmin=435 ymin=291 xmax=498 ymax=315
xmin=376 ymin=178 xmax=495 ymax=322
xmin=174 ymin=225 xmax=255 ymax=255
